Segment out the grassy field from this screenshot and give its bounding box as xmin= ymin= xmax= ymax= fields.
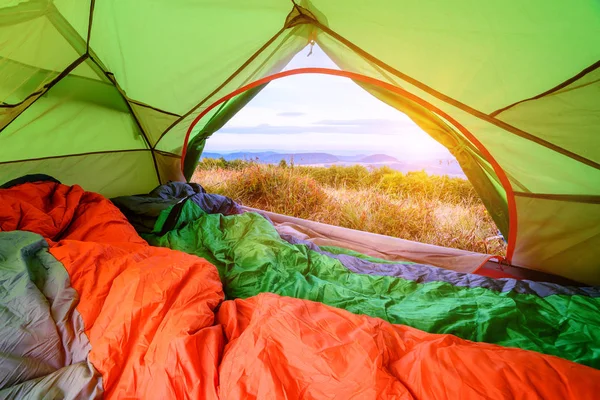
xmin=192 ymin=158 xmax=507 ymax=255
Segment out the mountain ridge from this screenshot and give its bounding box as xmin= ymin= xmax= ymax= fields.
xmin=358 ymin=154 xmax=400 ymax=163
xmin=200 ymin=151 xmax=465 ymax=178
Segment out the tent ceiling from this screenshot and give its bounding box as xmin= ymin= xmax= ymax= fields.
xmin=0 ymin=0 xmax=598 ymax=284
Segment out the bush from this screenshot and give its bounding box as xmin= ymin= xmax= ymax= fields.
xmin=196 ymin=157 xmax=228 ymax=170
xmin=298 ymin=164 xmax=371 ymax=189
xmin=197 ymin=157 xmax=253 ymax=171
xmin=219 ymin=164 xmax=328 ymax=220
xmin=376 ymin=169 xmax=478 ymax=204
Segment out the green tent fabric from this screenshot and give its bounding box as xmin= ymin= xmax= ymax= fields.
xmin=145 ymin=201 xmax=600 ymax=368
xmin=0 ymin=0 xmax=599 ymax=284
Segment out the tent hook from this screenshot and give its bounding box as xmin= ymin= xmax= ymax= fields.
xmin=307 ymin=29 xmax=317 ymax=57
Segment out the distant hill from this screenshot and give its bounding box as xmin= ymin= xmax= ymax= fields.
xmin=200 ymin=151 xmax=465 ymax=178
xmin=358 ymin=154 xmax=400 ymax=163
xmin=202 ymin=152 xmax=340 ymax=165
xmin=336 ymin=154 xmax=367 ymax=162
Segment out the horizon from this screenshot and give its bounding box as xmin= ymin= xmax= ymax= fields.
xmin=202 ymin=149 xmax=456 ymax=161
xmin=201 ymin=149 xmax=466 ymax=179
xmin=203 ymin=44 xmax=455 ymax=162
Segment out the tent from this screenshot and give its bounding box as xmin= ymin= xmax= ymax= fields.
xmin=1 ymin=2 xmax=599 ymax=282
xmin=2 ymin=3 xmax=600 ymax=398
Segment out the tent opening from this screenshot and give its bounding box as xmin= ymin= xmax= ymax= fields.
xmin=189 ymin=46 xmax=507 ymax=257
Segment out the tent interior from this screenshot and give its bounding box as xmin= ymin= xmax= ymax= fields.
xmin=1 ymin=1 xmax=600 ymax=399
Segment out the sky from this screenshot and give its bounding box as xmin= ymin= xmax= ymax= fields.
xmin=203 ymin=45 xmax=454 ymax=161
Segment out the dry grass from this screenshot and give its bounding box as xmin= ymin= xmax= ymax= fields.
xmin=192 ymin=159 xmax=507 ymax=255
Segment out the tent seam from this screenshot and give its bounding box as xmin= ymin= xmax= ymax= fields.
xmin=85 ymin=57 xmax=162 ymax=184
xmin=152 ymin=27 xmax=288 ymax=149
xmin=127 ymin=99 xmax=181 ymax=118
xmin=0 ymin=62 xmax=115 ymax=108
xmin=0 ymin=149 xmax=156 ymax=166
xmin=154 ymin=150 xmax=180 ymax=159
xmin=0 ymin=89 xmax=46 ymax=109
xmin=182 ymin=26 xmax=307 ymax=174
xmin=122 ymin=97 xmax=162 ymax=184
xmin=490 ymin=59 xmax=600 ymax=117
xmin=514 ymin=192 xmax=600 ymax=204
xmin=311 ymin=20 xmax=600 ymax=171
xmin=0 ymin=53 xmax=88 ymax=135
xmin=86 ymin=0 xmax=96 ymax=53
xmin=45 ymin=3 xmax=107 ymax=82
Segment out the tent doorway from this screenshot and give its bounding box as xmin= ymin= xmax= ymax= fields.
xmin=191 ymin=63 xmax=508 ymax=258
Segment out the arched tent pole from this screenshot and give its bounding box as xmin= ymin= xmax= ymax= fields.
xmin=181 ymin=67 xmax=518 ymax=263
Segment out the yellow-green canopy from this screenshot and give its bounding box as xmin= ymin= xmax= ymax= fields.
xmin=1 ymin=0 xmax=599 ymax=284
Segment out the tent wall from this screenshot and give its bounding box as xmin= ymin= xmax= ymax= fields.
xmin=0 ymin=0 xmax=308 ymax=197
xmin=305 ymin=0 xmax=600 ymax=113
xmin=0 ymin=151 xmax=158 ymax=198
xmin=155 ymin=23 xmax=314 ymax=156
xmin=1 ymin=0 xmax=598 ymax=284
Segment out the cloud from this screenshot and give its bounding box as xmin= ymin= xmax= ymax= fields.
xmin=277 ymin=111 xmax=305 ymax=117
xmin=219 ymin=119 xmax=408 ymax=135
xmin=315 ymin=118 xmax=402 ymax=129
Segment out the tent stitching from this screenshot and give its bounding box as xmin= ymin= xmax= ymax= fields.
xmin=84 ymin=52 xmax=181 ymax=118
xmin=44 ymin=6 xmax=111 ymax=82
xmin=0 ymin=58 xmax=116 ymax=107
xmin=154 ymin=150 xmax=180 ymax=159
xmin=86 ymin=0 xmax=95 ymax=54
xmin=490 ymin=59 xmax=600 ymax=117
xmin=0 ymin=149 xmax=153 ymax=166
xmin=127 ymin=99 xmax=181 ymax=118
xmin=96 ymin=65 xmax=162 ymax=184
xmin=1 ymin=3 xmax=595 ymax=280
xmin=514 ymin=192 xmax=600 ymax=204
xmin=0 ymin=2 xmax=107 ymax=134
xmin=0 ymin=53 xmax=88 ymax=135
xmin=0 ymin=149 xmax=180 ymax=166
xmin=0 ymin=0 xmax=48 ymax=25
xmin=285 ymin=2 xmax=319 ymax=28
xmin=0 ymin=88 xmax=46 ymax=109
